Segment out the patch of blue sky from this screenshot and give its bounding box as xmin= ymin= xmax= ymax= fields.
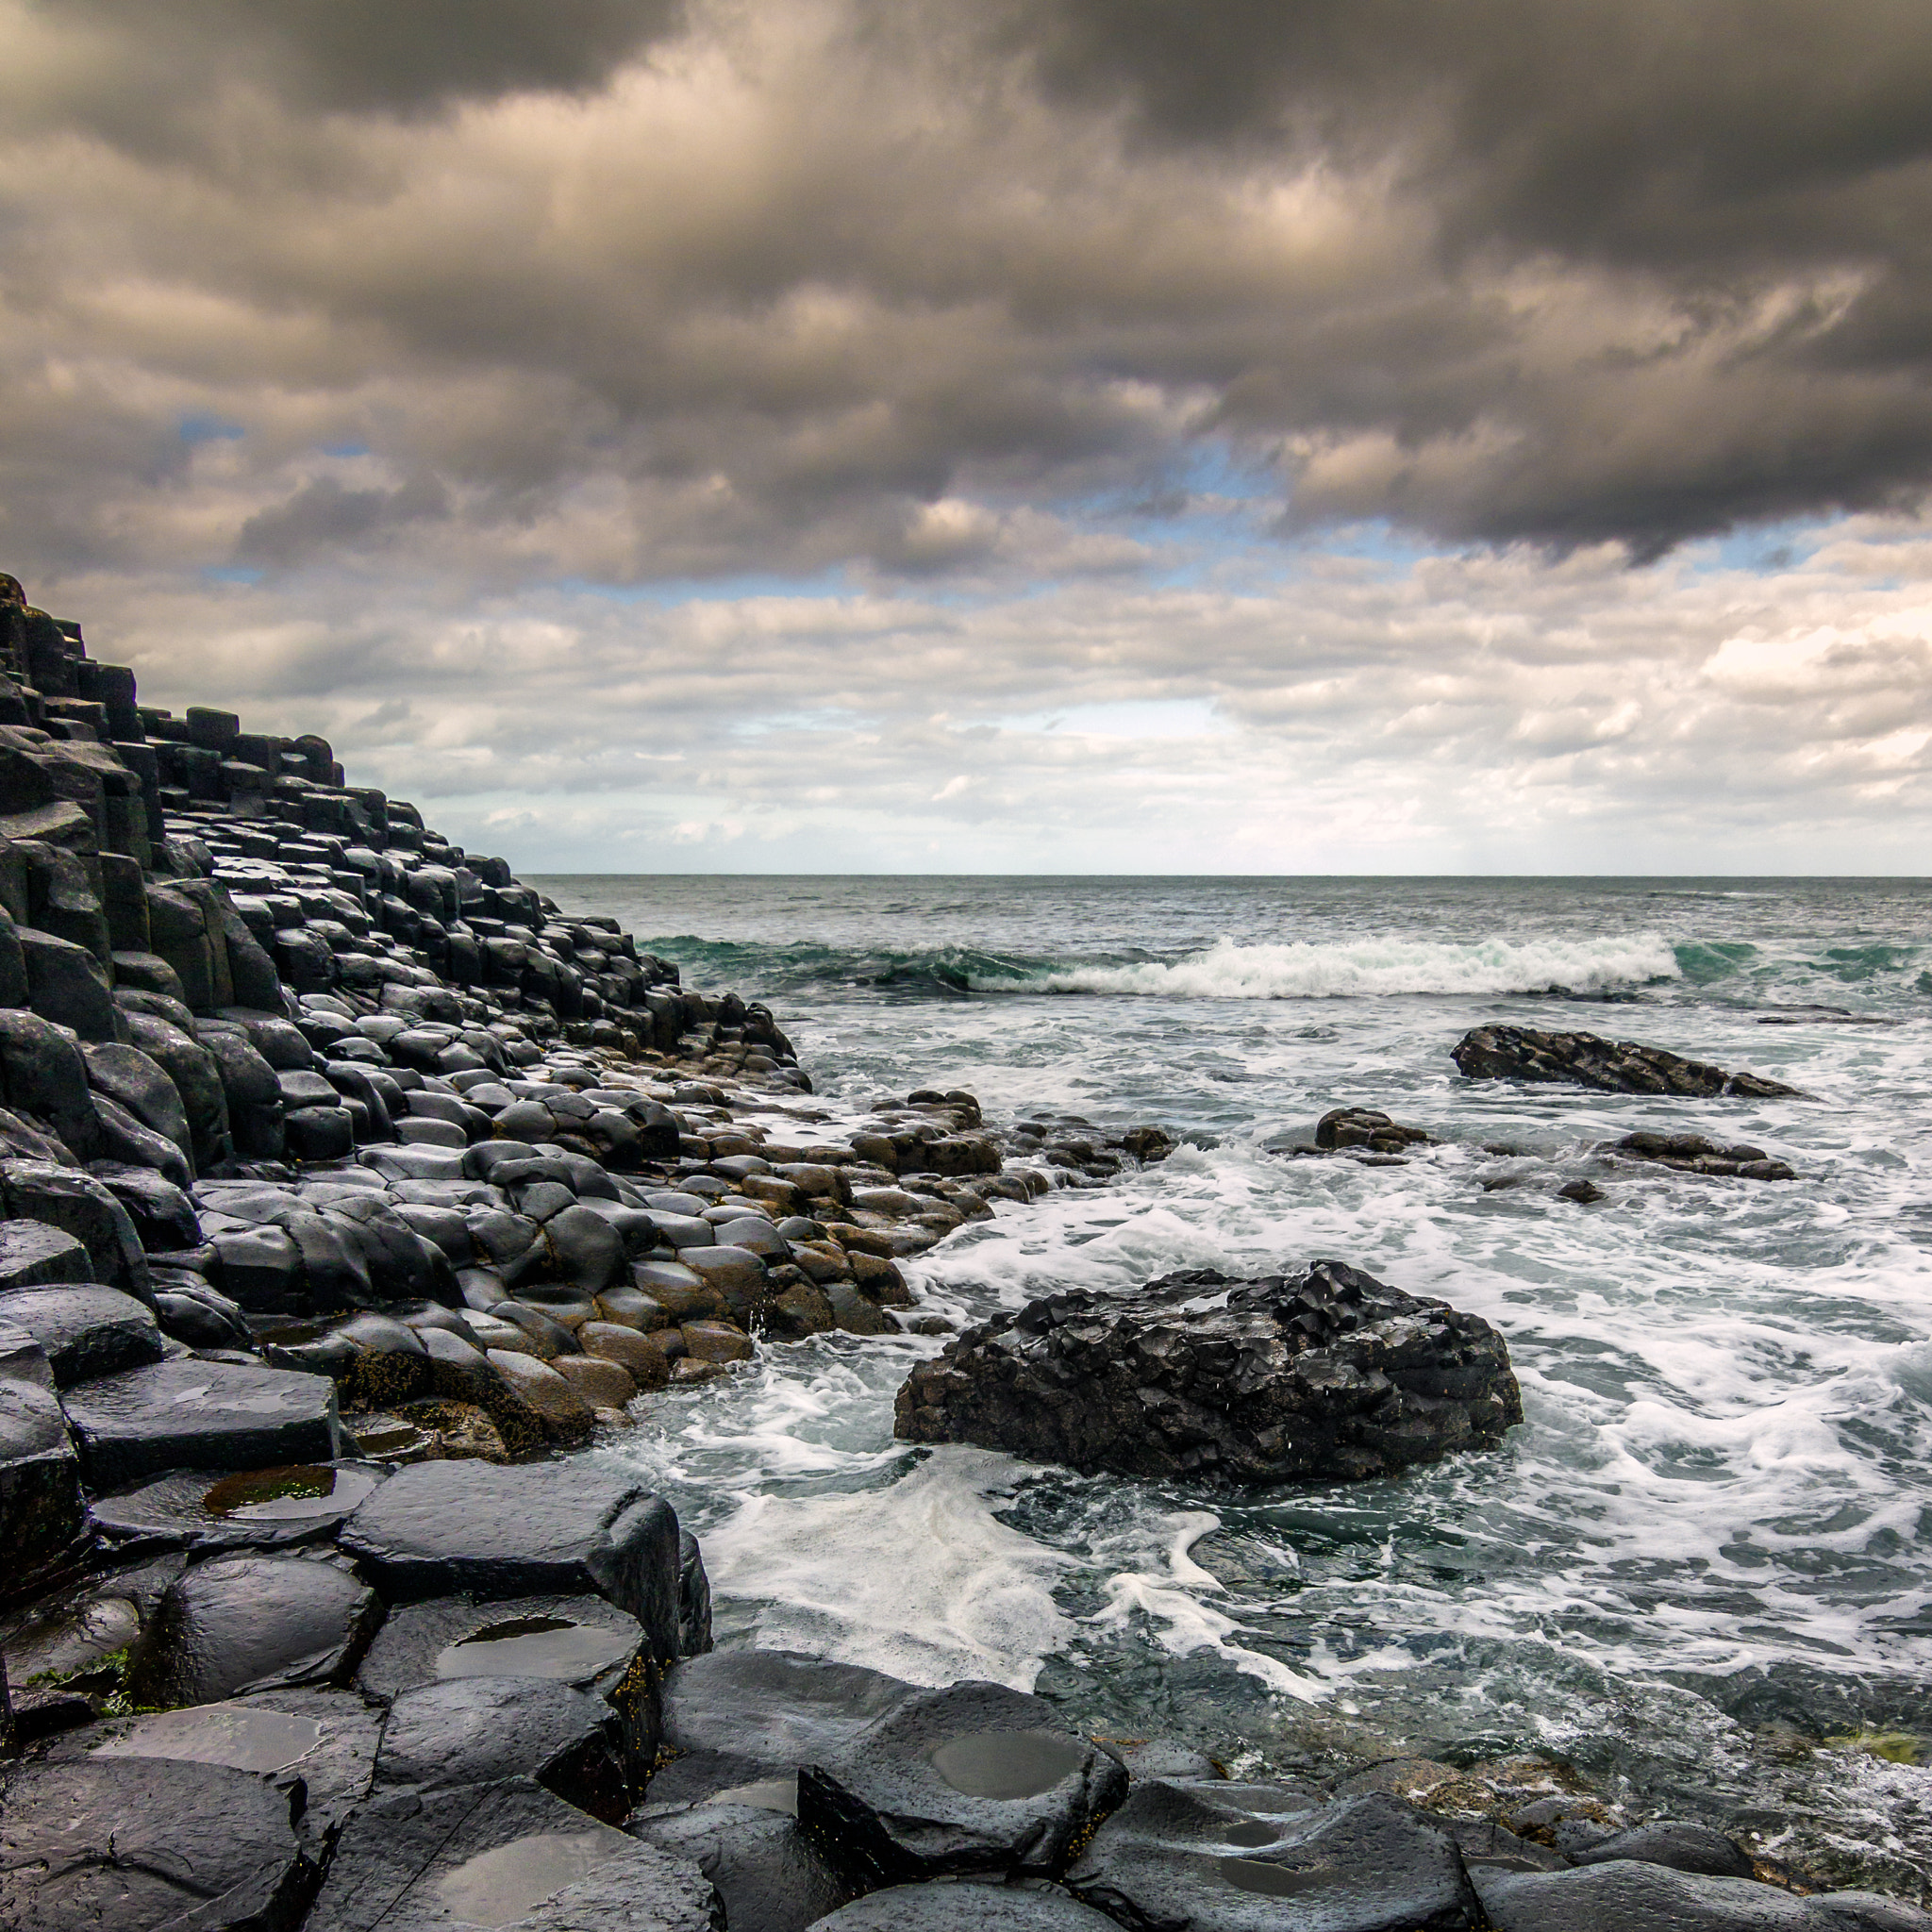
xmin=1687 ymin=511 xmax=1846 ymax=575
xmin=178 ymin=413 xmax=245 ymax=443
xmin=728 ymin=705 xmax=871 ymax=738
xmin=202 ymin=565 xmax=263 ymax=584
xmin=995 ymin=697 xmax=1227 ymax=740
xmin=322 ymin=441 xmax=371 ymax=458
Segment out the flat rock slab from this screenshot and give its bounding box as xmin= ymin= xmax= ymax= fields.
xmin=308 ymin=1774 xmax=721 ymax=1932
xmin=124 ymin=1551 xmax=383 ymax=1707
xmin=650 ymin=1648 xmax=915 ymax=1807
xmin=1452 ymin=1025 xmax=1800 ymax=1098
xmin=808 ymin=1888 xmax=1121 ymax=1930
xmin=92 ymin=1458 xmax=388 ymax=1553
xmin=0 ymin=1282 xmax=163 ymax=1387
xmin=61 ymin=1356 xmax=344 ymax=1490
xmin=896 ymin=1260 xmax=1522 ymax=1485
xmin=1067 ymin=1784 xmax=1482 ymax=1932
xmin=1474 ymin=1859 xmax=1932 ymax=1930
xmin=375 ymin=1677 xmax=630 ymax=1823
xmin=634 ymin=1797 xmax=855 ymax=1932
xmin=65 ymin=1685 xmax=383 ymax=1850
xmin=337 ymin=1458 xmax=683 ymax=1662
xmin=358 ymin=1591 xmax=660 ymax=1769
xmin=797 ymin=1680 xmax=1128 ymax=1888
xmin=0 ymin=1755 xmax=311 ymax=1932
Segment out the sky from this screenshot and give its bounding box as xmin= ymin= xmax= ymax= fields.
xmin=7 ymin=1 xmax=1932 ymax=874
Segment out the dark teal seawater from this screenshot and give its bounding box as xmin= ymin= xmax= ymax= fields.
xmin=532 ymin=875 xmax=1932 ymax=1887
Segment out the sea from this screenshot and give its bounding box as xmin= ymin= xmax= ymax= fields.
xmin=529 ymin=874 xmax=1932 ymax=1888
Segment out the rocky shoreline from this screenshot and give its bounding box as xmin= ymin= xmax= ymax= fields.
xmin=1 ymin=576 xmax=1925 ymax=1929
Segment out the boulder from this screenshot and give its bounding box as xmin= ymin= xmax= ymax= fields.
xmin=125 ymin=1552 xmax=383 ymax=1707
xmin=0 ymin=1219 xmax=92 ymax=1291
xmin=90 ymin=1162 xmax=200 ymax=1252
xmin=633 ymin=1798 xmax=855 ymax=1932
xmin=83 ymin=1042 xmax=195 ymax=1169
xmin=337 ymin=1457 xmax=685 ymax=1661
xmin=0 ymin=1349 xmax=86 ymax=1578
xmin=646 ymin=1650 xmax=909 ymax=1813
xmin=0 ymin=1007 xmax=104 ymax=1158
xmin=895 ymin=1260 xmax=1522 ymax=1484
xmin=0 ymin=1756 xmax=311 ymax=1932
xmin=307 ymin=1774 xmax=720 ymax=1932
xmin=1603 ymin=1130 xmax=1798 ymax=1181
xmin=0 ymin=1283 xmax=163 ymax=1387
xmin=0 ymin=1160 xmax=150 ymax=1301
xmin=797 ymin=1680 xmax=1127 ymax=1889
xmin=1066 ymin=1783 xmax=1483 ymax=1932
xmin=19 ymin=925 xmax=120 ymax=1041
xmin=1452 ymin=1025 xmax=1800 ymax=1098
xmin=1315 ymin=1106 xmax=1434 ymax=1154
xmin=375 ymin=1676 xmax=630 ymax=1822
xmin=62 ymin=1356 xmax=345 ymax=1490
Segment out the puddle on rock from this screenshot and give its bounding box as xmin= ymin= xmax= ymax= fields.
xmin=1217 ymin=1857 xmax=1335 ymax=1899
xmin=436 ymin=1615 xmax=635 ymax=1681
xmin=1223 ymin=1820 xmax=1283 ymax=1848
xmin=202 ymin=1464 xmax=375 ymax=1523
xmin=929 ymin=1730 xmax=1088 ymax=1800
xmin=92 ymin=1702 xmax=325 ymax=1774
xmin=433 ymin=1829 xmax=623 ymax=1927
xmin=708 ymin=1775 xmax=798 ymax=1815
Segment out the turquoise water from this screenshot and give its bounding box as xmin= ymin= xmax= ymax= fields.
xmin=534 ymin=874 xmax=1932 ymax=1886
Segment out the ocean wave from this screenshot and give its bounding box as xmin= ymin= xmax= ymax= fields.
xmin=1020 ymin=933 xmax=1682 ymax=1000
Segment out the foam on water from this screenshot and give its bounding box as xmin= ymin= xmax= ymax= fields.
xmin=1024 ymin=933 xmax=1682 ymax=1000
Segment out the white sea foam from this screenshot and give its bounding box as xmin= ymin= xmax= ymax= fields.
xmin=698 ymin=1447 xmax=1077 ymax=1690
xmin=1016 ymin=932 xmax=1681 ymax=999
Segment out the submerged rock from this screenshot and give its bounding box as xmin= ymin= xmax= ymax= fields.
xmin=1473 ymin=1859 xmax=1932 ymax=1930
xmin=1452 ymin=1024 xmax=1800 ymax=1098
xmin=1315 ymin=1106 xmax=1434 ymax=1154
xmin=1603 ymin=1129 xmax=1797 ymax=1181
xmin=895 ymin=1260 xmax=1522 ymax=1485
xmin=808 ymin=1888 xmax=1120 ymax=1929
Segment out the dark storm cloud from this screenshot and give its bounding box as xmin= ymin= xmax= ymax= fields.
xmin=7 ymin=0 xmax=1932 ymax=587
xmin=47 ymin=0 xmax=686 ymax=118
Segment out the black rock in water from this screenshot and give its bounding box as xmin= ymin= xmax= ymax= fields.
xmin=1452 ymin=1024 xmax=1800 ymax=1098
xmin=894 ymin=1260 xmax=1522 ymax=1485
xmin=1603 ymin=1130 xmax=1797 ymax=1181
xmin=808 ymin=1888 xmax=1122 ymax=1929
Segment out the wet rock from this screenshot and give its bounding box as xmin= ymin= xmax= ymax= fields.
xmin=551 ymin=1352 xmax=637 ymax=1410
xmin=0 ymin=1159 xmax=149 ymax=1301
xmin=580 ymin=1321 xmax=675 ymax=1390
xmin=649 ymin=1649 xmax=915 ymax=1808
xmin=92 ymin=1459 xmax=387 ymax=1553
xmin=1473 ymin=1859 xmax=1929 ymax=1929
xmin=1452 ymin=1024 xmax=1800 ymax=1098
xmin=124 ymin=1551 xmax=383 ymax=1707
xmin=0 ymin=1357 xmax=86 ymax=1578
xmin=152 ymin=1276 xmax=253 ymax=1349
xmin=0 ymin=1219 xmax=92 ymax=1291
xmin=1316 ymin=1107 xmax=1435 ymax=1154
xmin=0 ymin=1006 xmax=106 ymax=1158
xmin=62 ymin=1355 xmax=345 ymax=1489
xmin=0 ymin=1755 xmax=311 ymax=1931
xmin=308 ymin=1774 xmax=720 ymax=1932
xmin=338 ymin=1457 xmax=685 ymax=1659
xmin=375 ymin=1676 xmax=630 ymax=1823
xmin=83 ymin=1042 xmax=195 ymax=1168
xmin=896 ymin=1259 xmax=1522 ymax=1485
xmin=487 ymin=1347 xmax=596 ymax=1444
xmin=1604 ymin=1129 xmax=1798 ymax=1181
xmin=808 ymin=1888 xmax=1122 ymax=1930
xmin=90 ymin=1164 xmax=201 ymax=1253
xmin=20 ymin=925 xmax=120 ymax=1040
xmin=633 ymin=1798 xmax=855 ymax=1932
xmin=0 ymin=1283 xmax=163 ymax=1386
xmin=1066 ymin=1782 xmax=1482 ymax=1931
xmin=1568 ymin=1821 xmax=1756 ymax=1877
xmin=1556 ymin=1178 xmax=1606 ymax=1204
xmin=797 ymin=1680 xmax=1128 ymax=1888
